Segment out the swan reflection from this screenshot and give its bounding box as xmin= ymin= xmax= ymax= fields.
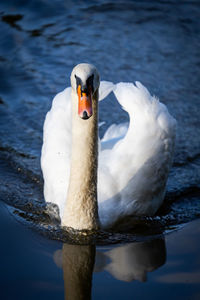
xmin=61 ymin=244 xmax=95 ymax=300
xmin=95 ymin=238 xmax=166 ymax=282
xmin=54 ymin=238 xmax=166 ymax=299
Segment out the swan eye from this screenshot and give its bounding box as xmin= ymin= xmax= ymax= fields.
xmin=86 ymin=74 xmax=94 ymax=92
xmin=75 ymin=75 xmax=82 ymax=90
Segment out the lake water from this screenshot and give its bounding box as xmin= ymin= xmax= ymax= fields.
xmin=1 ymin=201 xmax=200 ymax=300
xmin=0 ymin=0 xmax=200 ymax=299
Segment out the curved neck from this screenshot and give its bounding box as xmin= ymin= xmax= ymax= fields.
xmin=62 ymin=89 xmax=99 ymax=230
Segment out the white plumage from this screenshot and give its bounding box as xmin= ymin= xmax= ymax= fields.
xmin=41 ymin=78 xmax=176 ymax=228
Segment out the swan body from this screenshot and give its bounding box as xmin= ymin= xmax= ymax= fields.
xmin=41 ymin=63 xmax=176 ymax=229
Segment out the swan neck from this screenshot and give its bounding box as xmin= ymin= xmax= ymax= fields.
xmin=62 ymin=89 xmax=99 ymax=230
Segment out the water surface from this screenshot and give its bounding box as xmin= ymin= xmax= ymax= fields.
xmin=0 ymin=0 xmax=200 ymax=298
xmin=1 ymin=201 xmax=200 ymax=299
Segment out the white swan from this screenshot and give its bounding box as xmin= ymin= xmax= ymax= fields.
xmin=41 ymin=63 xmax=176 ymax=230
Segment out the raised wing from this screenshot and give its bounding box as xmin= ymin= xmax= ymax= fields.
xmin=98 ymin=82 xmax=176 ymax=226
xmin=99 ymin=81 xmax=115 ymax=101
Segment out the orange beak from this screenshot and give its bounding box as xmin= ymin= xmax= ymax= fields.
xmin=77 ymin=85 xmax=93 ymax=119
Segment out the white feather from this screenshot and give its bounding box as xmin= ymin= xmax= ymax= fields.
xmin=41 ymin=81 xmax=176 ymax=228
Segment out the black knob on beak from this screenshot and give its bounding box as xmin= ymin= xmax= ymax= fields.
xmin=82 ymin=111 xmax=89 ymax=120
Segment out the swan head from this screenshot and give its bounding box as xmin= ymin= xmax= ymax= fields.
xmin=71 ymin=63 xmax=100 ymax=120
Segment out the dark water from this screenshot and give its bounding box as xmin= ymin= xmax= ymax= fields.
xmin=1 ymin=201 xmax=200 ymax=300
xmin=0 ymin=0 xmax=200 ymax=298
